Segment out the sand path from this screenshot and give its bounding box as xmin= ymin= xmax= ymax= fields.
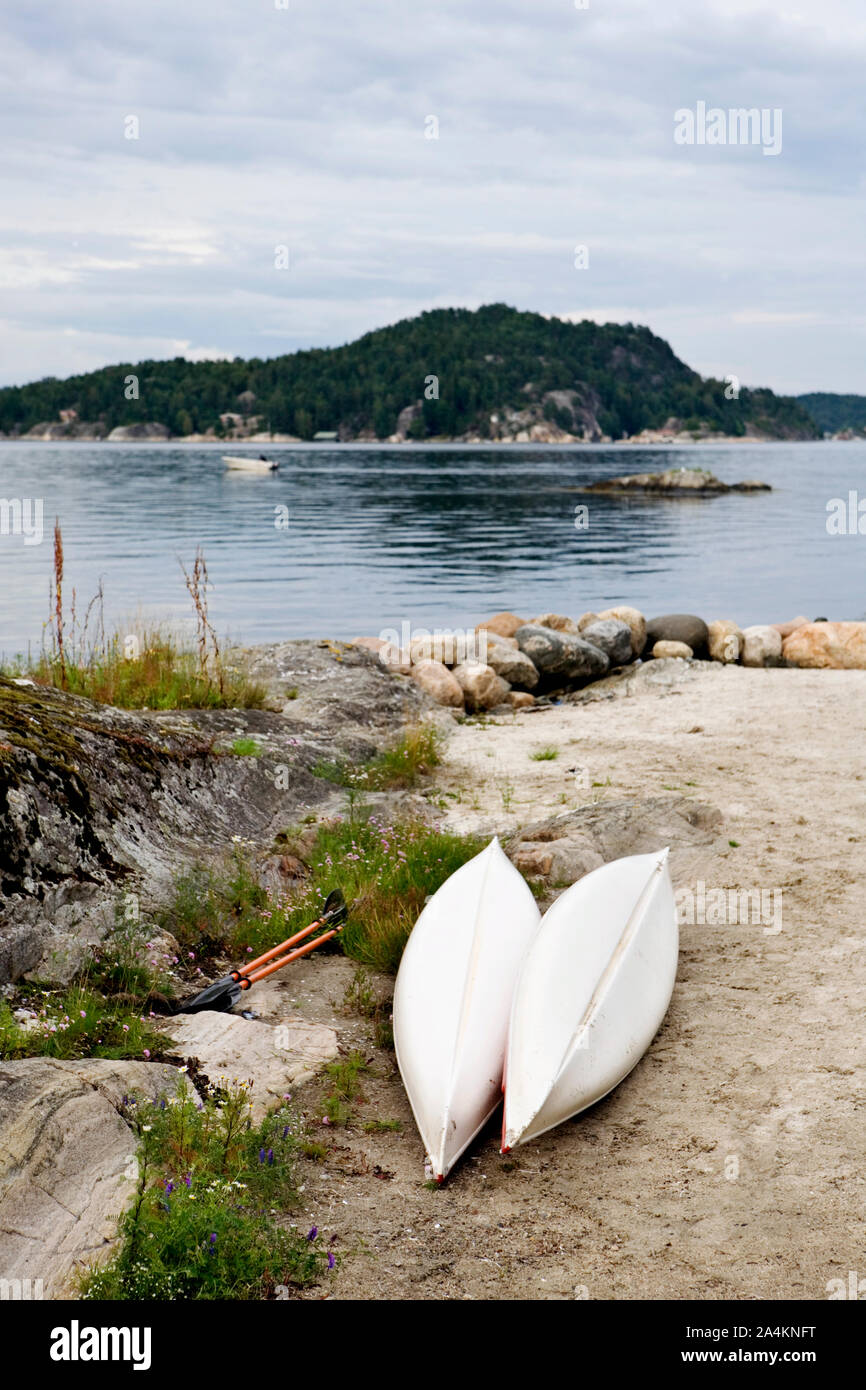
xmin=289 ymin=664 xmax=865 ymax=1300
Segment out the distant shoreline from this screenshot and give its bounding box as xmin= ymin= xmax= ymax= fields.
xmin=1 ymin=435 xmax=859 ymax=447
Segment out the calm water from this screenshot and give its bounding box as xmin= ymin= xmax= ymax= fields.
xmin=0 ymin=441 xmax=864 ymax=656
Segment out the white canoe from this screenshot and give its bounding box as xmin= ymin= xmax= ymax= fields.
xmin=502 ymin=848 xmax=677 ymax=1152
xmin=393 ymin=837 xmax=540 ymax=1181
xmin=222 ymin=455 xmax=279 ymax=472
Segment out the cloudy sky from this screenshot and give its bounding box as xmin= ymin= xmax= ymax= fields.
xmin=1 ymin=0 xmax=864 ymax=394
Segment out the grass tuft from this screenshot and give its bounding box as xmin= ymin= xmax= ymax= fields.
xmin=163 ymin=814 xmax=483 ymax=975
xmin=312 ymin=724 xmax=441 ymax=791
xmin=0 ymin=917 xmax=174 ymax=1062
xmin=2 ymin=527 xmax=266 ymax=710
xmin=230 ymin=737 xmax=263 ymax=757
xmin=322 ymin=1051 xmax=368 ymax=1126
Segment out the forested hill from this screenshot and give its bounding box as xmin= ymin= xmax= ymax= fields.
xmin=0 ymin=304 xmax=819 ymax=442
xmin=797 ymin=393 xmax=866 ymax=436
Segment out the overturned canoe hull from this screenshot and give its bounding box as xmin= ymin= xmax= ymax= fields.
xmin=502 ymin=849 xmax=678 ymax=1151
xmin=394 ymin=837 xmax=541 ymax=1181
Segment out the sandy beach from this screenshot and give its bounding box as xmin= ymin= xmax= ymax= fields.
xmin=277 ymin=662 xmax=866 ymax=1300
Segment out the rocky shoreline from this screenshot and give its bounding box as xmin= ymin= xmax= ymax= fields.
xmin=351 ymin=609 xmax=866 ymax=716
xmin=3 ymin=419 xmax=855 ymax=445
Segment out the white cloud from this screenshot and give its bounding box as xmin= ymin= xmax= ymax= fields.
xmin=0 ymin=0 xmax=864 ymax=390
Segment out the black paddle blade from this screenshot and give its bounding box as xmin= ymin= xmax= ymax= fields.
xmin=322 ymin=888 xmax=348 ymax=927
xmin=177 ymin=976 xmax=243 ymax=1015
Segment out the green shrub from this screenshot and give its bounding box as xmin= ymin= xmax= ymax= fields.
xmin=80 ymin=1082 xmax=331 ymax=1300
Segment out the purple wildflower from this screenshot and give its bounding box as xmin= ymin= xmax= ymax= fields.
xmin=306 ymin=1226 xmax=318 ymax=1242
xmin=328 ymin=1252 xmax=335 ymax=1269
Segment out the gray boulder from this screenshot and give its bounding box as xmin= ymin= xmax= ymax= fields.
xmin=579 ymin=619 xmax=633 ymax=666
xmin=514 ymin=625 xmax=609 ymax=684
xmin=644 ymin=613 xmax=709 ymax=655
xmin=484 ymin=638 xmax=540 ymax=689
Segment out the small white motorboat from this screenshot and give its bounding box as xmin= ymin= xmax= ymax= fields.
xmin=502 ymin=848 xmax=678 ymax=1151
xmin=222 ymin=454 xmax=279 ymax=472
xmin=393 ymin=837 xmax=540 ymax=1182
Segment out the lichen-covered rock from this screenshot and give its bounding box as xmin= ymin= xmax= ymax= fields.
xmin=0 ymin=643 xmax=434 ymax=984
xmin=411 ymin=659 xmax=465 ymax=707
xmin=514 ymin=625 xmax=609 ymax=683
xmin=652 ymin=640 xmax=693 ymax=660
xmin=707 ymin=619 xmax=744 ymax=664
xmin=579 ymin=619 xmax=633 ymax=666
xmin=782 ymin=621 xmax=866 ymax=669
xmin=741 ymin=625 xmax=784 ymax=667
xmin=452 ymin=662 xmax=510 ymax=712
xmin=597 ymin=606 xmax=646 ymax=658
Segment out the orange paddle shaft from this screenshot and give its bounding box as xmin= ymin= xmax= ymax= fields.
xmin=239 ymin=927 xmax=341 ymax=989
xmin=233 ymin=916 xmax=327 ymax=978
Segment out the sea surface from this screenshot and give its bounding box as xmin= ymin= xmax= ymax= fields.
xmin=0 ymin=441 xmax=863 ymax=657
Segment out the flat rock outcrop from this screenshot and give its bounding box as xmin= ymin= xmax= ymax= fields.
xmin=156 ymin=1012 xmax=338 ymax=1121
xmin=508 ymin=795 xmax=724 ymax=887
xmin=583 ymin=468 xmax=771 ymax=494
xmin=0 ymin=1058 xmax=184 ymax=1296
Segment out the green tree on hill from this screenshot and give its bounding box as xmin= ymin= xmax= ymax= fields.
xmin=0 ymin=304 xmax=821 ymax=443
